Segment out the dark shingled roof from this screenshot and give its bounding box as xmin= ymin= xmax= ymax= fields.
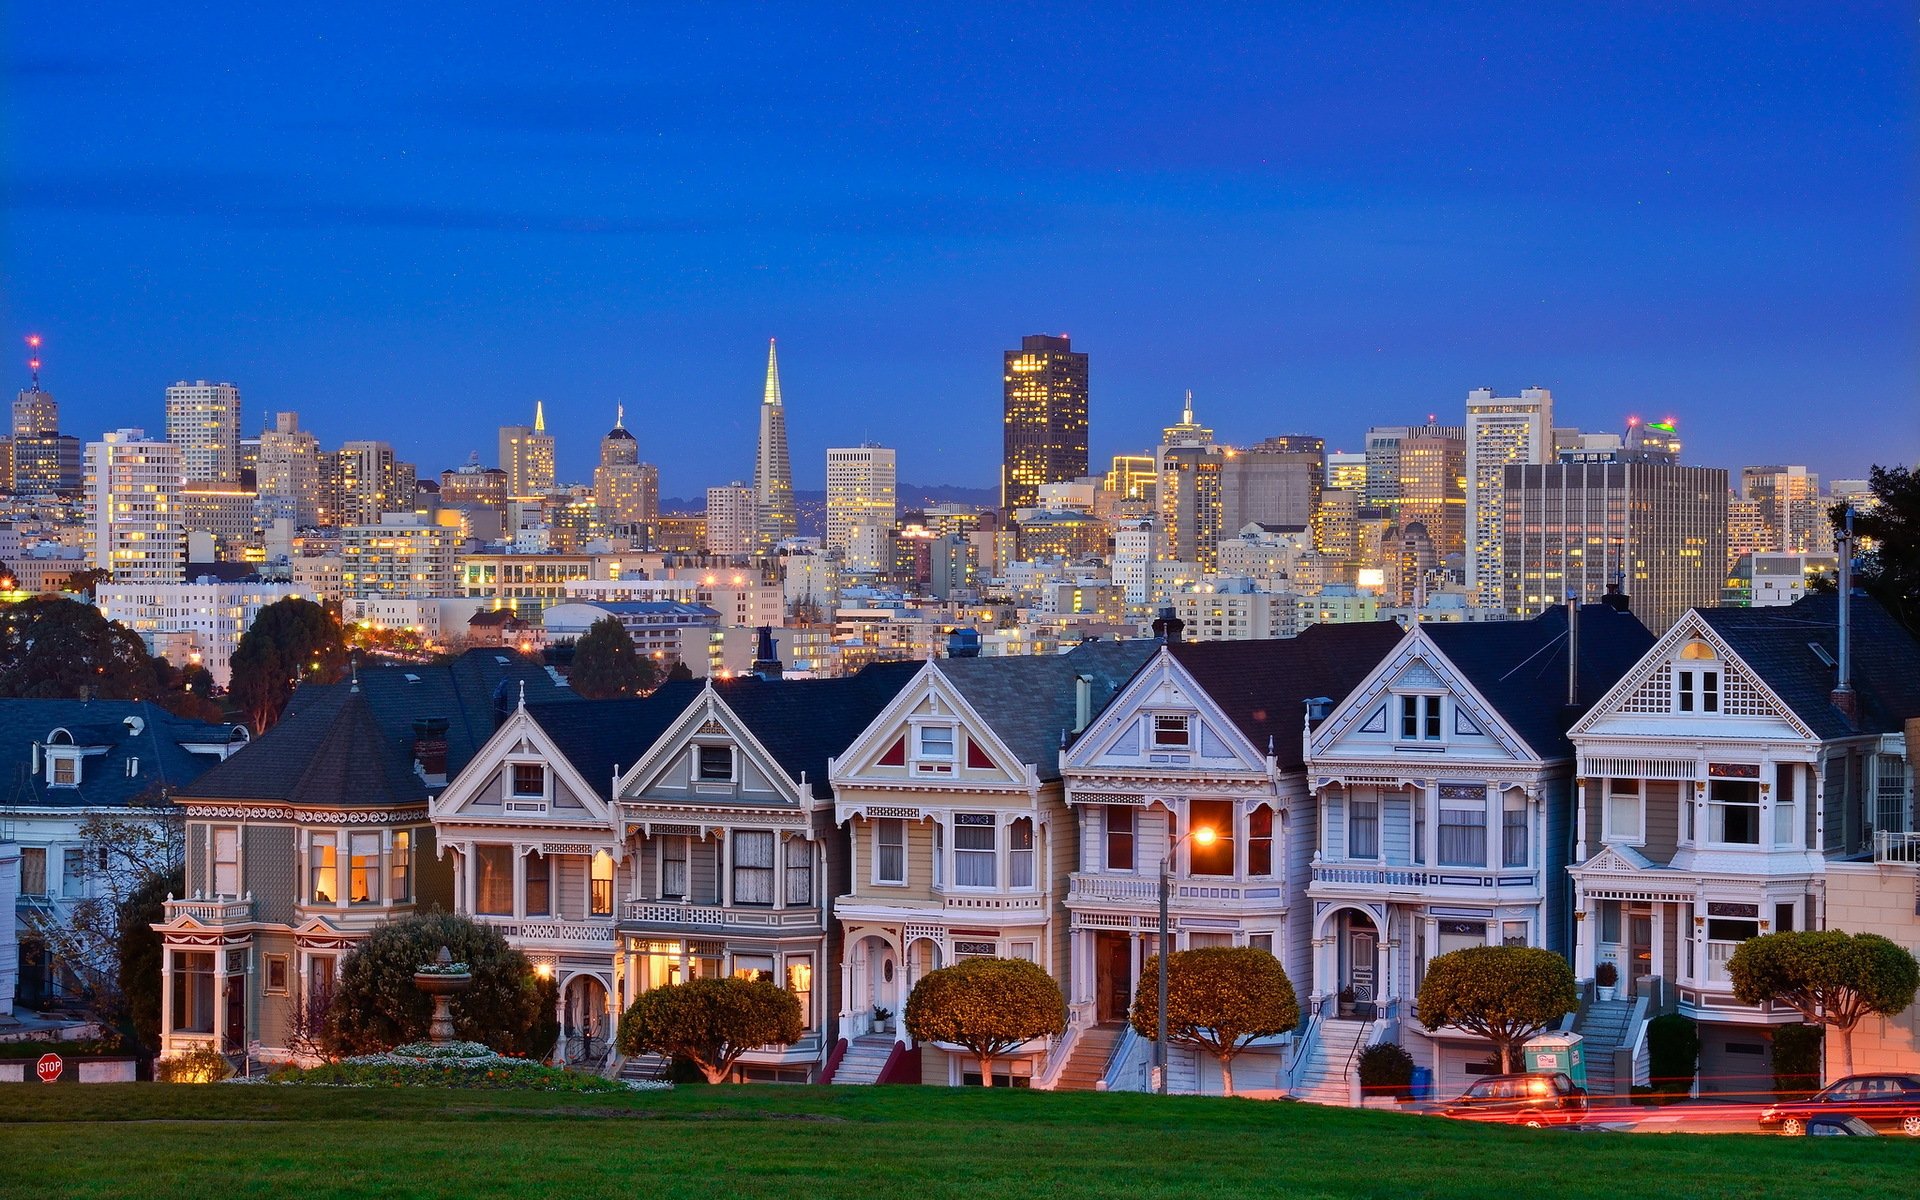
xmin=937 ymin=640 xmax=1158 ymax=780
xmin=1694 ymin=593 xmax=1920 ymax=740
xmin=180 ymin=649 xmax=575 ymax=807
xmin=1169 ymin=622 xmax=1408 ymax=768
xmin=0 ymin=700 xmax=243 ymax=810
xmin=527 ymin=681 xmax=705 ymax=798
xmin=1424 ymin=603 xmax=1655 ymax=759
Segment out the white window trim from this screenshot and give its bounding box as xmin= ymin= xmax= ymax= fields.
xmin=1601 ymin=781 xmax=1645 ymax=847
xmin=871 ymin=818 xmax=908 ymax=887
xmin=47 ymin=750 xmax=81 ymax=787
xmin=504 ymin=758 xmax=552 ymax=813
xmin=692 ymin=742 xmax=738 ymax=785
xmin=1396 ymin=693 xmax=1444 ymax=743
xmin=1149 ymin=711 xmax=1192 ymax=750
xmin=949 ymin=812 xmax=999 ymax=891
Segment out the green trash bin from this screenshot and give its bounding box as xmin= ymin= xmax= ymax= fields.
xmin=1522 ymin=1033 xmax=1588 ymax=1090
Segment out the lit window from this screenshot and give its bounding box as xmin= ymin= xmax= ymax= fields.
xmin=349 ymin=832 xmax=381 ymax=904
xmin=590 ymin=850 xmax=614 ymax=915
xmin=390 ymin=830 xmax=413 ymax=902
xmin=213 ymin=826 xmax=240 ymax=896
xmin=310 ymin=837 xmax=337 ymax=904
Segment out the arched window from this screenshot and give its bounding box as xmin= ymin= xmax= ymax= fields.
xmin=1679 ymin=640 xmax=1717 ymax=660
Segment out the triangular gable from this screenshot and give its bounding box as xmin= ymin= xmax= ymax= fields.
xmin=829 ymin=661 xmax=1031 ymax=788
xmin=432 ymin=705 xmax=613 ymax=823
xmin=1570 ymin=612 xmax=1813 ymax=739
xmin=616 ymin=688 xmax=807 ymax=806
xmin=1063 ymin=648 xmax=1268 ymax=774
xmin=1308 ymin=628 xmax=1533 ymax=763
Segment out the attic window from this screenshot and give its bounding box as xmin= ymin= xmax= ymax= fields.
xmin=697 ymin=745 xmax=734 ymax=782
xmin=511 ymin=763 xmax=545 ymax=797
xmin=1151 ymin=714 xmax=1191 ymax=748
xmin=50 ymin=754 xmax=79 ymax=787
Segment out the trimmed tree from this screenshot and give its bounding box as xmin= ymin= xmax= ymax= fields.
xmin=905 ymin=957 xmax=1067 ymax=1088
xmin=1729 ymin=930 xmax=1920 ymax=1080
xmin=323 ymin=912 xmax=547 ymax=1058
xmin=617 ymin=977 xmax=803 ymax=1084
xmin=568 ymin=616 xmax=658 ymax=699
xmin=1129 ymin=947 xmax=1300 ymax=1096
xmin=1416 ymin=945 xmax=1577 ymax=1074
xmin=229 ymin=597 xmax=349 ymax=732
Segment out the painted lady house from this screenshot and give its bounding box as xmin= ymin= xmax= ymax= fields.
xmin=1567 ymin=592 xmax=1920 ymax=1095
xmin=1060 ymin=619 xmax=1405 ymax=1094
xmin=829 ymin=637 xmax=1152 ymax=1087
xmin=1302 ymin=598 xmax=1652 ymax=1100
xmin=154 ymin=651 xmax=571 ymax=1063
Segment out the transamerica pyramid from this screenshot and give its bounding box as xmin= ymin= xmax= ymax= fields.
xmin=753 ymin=338 xmax=796 ymax=553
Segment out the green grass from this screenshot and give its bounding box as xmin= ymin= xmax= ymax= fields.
xmin=0 ymin=1082 xmax=1908 ymax=1199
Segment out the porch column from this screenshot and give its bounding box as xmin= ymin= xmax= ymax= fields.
xmin=512 ymin=846 xmax=527 ymax=919
xmin=462 ymin=843 xmax=477 ymax=915
xmin=214 ymin=953 xmax=229 ymax=1053
xmin=1574 ymin=890 xmax=1596 ymax=979
xmin=1423 ymin=781 xmax=1439 ymax=866
xmin=717 ymin=833 xmax=731 ymax=908
xmin=1310 ymin=931 xmax=1332 ymax=1007
xmin=159 ymin=945 xmax=174 ymax=1054
xmin=1574 ymin=777 xmax=1589 ymax=863
xmin=1650 ymin=902 xmax=1666 ymax=990
xmin=1378 ymin=925 xmax=1396 ymax=1008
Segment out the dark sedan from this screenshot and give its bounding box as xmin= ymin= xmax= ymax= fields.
xmin=1759 ymin=1074 xmax=1920 ymax=1137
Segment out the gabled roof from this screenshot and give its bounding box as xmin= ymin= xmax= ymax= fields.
xmin=1693 ymin=593 xmax=1920 ymax=740
xmin=526 ymin=681 xmax=705 ymax=800
xmin=0 ymin=700 xmax=242 ymax=810
xmin=180 ymin=649 xmax=575 ymax=808
xmin=936 ymin=640 xmax=1157 ymax=780
xmin=1169 ymin=622 xmax=1407 ymax=769
xmin=1423 ymin=603 xmax=1655 ymax=759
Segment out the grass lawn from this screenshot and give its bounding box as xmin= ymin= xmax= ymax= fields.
xmin=0 ymin=1082 xmax=1909 ymax=1200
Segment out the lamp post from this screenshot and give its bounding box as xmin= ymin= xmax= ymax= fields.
xmin=1156 ymin=821 xmax=1216 ymax=1095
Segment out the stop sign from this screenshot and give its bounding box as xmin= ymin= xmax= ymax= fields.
xmin=35 ymin=1053 xmax=63 ymax=1083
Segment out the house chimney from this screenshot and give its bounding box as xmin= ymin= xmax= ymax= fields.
xmin=1567 ymin=593 xmax=1580 ymax=707
xmin=1831 ymin=505 xmax=1858 ymax=724
xmin=1074 ymin=674 xmax=1093 ymax=733
xmin=1602 ymin=580 xmax=1631 ymax=613
xmin=412 ymin=717 xmax=450 ymax=785
xmin=750 ymin=625 xmax=783 ymax=680
xmin=1152 ymin=606 xmax=1184 ymax=643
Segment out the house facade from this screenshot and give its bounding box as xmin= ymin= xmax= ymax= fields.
xmin=1567 ymin=594 xmax=1919 ymax=1093
xmin=830 ymin=640 xmax=1151 ymax=1086
xmin=1304 ymin=602 xmax=1652 ymax=1093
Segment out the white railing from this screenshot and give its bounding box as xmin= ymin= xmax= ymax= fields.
xmin=1068 ymin=874 xmax=1290 ymax=905
xmin=1101 ymin=1026 xmax=1151 ymax=1093
xmin=1069 ymin=874 xmax=1159 ymax=902
xmin=488 ymin=919 xmax=616 ymax=946
xmin=164 ymin=896 xmax=253 ymax=924
xmin=619 ymin=901 xmax=820 ymax=929
xmin=1311 ymin=863 xmax=1540 ymax=890
xmin=1875 ymin=830 xmax=1920 ymax=863
xmin=943 ymin=894 xmax=1047 ymax=911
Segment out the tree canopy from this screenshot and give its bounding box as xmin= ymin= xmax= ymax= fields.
xmin=1129 ymin=947 xmax=1299 ymax=1095
xmin=1834 ymin=465 xmax=1920 ymax=636
xmin=1416 ymin=945 xmax=1577 ymax=1073
xmin=117 ymin=865 xmax=184 ymax=1057
xmin=324 ymin=911 xmax=549 ymax=1059
xmin=567 ymin=616 xmax=657 ymax=699
xmin=617 ymin=976 xmax=803 ymax=1084
xmin=1730 ymin=930 xmax=1920 ymax=1080
xmin=905 ymin=957 xmax=1067 ymax=1087
xmin=228 ymin=597 xmax=348 ymax=731
xmin=0 ymin=597 xmax=160 ymax=700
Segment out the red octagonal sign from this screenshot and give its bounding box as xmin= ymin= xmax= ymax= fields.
xmin=36 ymin=1053 xmax=63 ymax=1083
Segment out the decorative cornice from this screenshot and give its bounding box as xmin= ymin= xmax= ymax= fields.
xmin=181 ymin=803 xmax=426 ymax=824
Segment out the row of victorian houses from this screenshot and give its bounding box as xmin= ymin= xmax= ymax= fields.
xmin=150 ymin=589 xmax=1920 ymax=1098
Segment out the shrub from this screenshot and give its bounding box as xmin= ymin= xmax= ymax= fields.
xmin=157 ymin=1045 xmax=233 ymax=1083
xmin=1130 ymin=947 xmax=1299 ymax=1096
xmin=324 ymin=911 xmax=544 ymax=1057
xmin=1356 ymin=1042 xmax=1415 ymax=1099
xmin=267 ymin=1041 xmax=664 ymax=1092
xmin=1646 ymin=1013 xmax=1699 ymax=1096
xmin=617 ymin=977 xmax=803 ymax=1084
xmin=1415 ymin=946 xmax=1576 ymax=1073
xmin=1771 ymin=1024 xmax=1824 ymax=1099
xmin=904 ymin=957 xmax=1067 ymax=1088
xmin=1594 ymin=961 xmax=1619 ymax=988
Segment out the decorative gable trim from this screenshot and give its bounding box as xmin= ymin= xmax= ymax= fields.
xmin=431 ymin=707 xmax=612 ymax=824
xmin=616 ymin=690 xmax=807 ymax=807
xmin=1061 ymin=647 xmax=1268 ymax=775
xmin=1308 ymin=628 xmax=1533 ymax=763
xmin=828 ymin=660 xmax=1035 ymax=792
xmin=1569 ymin=612 xmax=1816 ymax=740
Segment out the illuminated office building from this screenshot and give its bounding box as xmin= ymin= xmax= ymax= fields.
xmin=1001 ymin=333 xmax=1088 ymax=511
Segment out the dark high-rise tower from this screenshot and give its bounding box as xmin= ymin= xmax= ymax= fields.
xmin=1001 ymin=333 xmax=1088 ymax=511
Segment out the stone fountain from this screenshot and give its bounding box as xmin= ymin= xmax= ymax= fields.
xmin=412 ymin=945 xmax=474 ymax=1044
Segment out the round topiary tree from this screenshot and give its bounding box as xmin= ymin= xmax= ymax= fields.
xmin=324 ymin=911 xmax=547 ymax=1058
xmin=904 ymin=957 xmax=1067 ymax=1088
xmin=617 ymin=977 xmax=803 ymax=1084
xmin=1416 ymin=945 xmax=1577 ymax=1074
xmin=1356 ymin=1041 xmax=1416 ymax=1100
xmin=1129 ymin=946 xmax=1299 ymax=1096
xmin=1730 ymin=930 xmax=1920 ymax=1081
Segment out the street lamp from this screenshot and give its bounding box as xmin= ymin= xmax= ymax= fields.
xmin=1157 ymin=821 xmax=1216 ymax=1095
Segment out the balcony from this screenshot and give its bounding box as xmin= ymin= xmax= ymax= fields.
xmin=481 ymin=918 xmax=615 ymax=948
xmin=1309 ymin=862 xmax=1541 ymax=897
xmin=1875 ymin=831 xmax=1920 ymax=863
xmin=163 ymin=896 xmax=254 ymax=926
xmin=619 ymin=900 xmax=822 ymax=934
xmin=1066 ymin=872 xmax=1287 ymax=909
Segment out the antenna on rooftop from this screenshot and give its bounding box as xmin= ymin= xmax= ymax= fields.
xmin=25 ymin=334 xmax=43 ymax=390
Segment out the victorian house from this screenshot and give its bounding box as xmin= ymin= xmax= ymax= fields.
xmin=1303 ymin=600 xmax=1652 ymax=1097
xmin=1060 ymin=621 xmax=1405 ymax=1094
xmin=1568 ymin=593 xmax=1919 ymax=1094
xmin=155 ymin=651 xmax=570 ymax=1063
xmin=830 ymin=639 xmax=1152 ymax=1087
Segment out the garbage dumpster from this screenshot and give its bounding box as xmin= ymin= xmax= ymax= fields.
xmin=1522 ymin=1033 xmax=1587 ymax=1090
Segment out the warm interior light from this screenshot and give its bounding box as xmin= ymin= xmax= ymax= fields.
xmin=1191 ymin=827 xmax=1217 ymax=847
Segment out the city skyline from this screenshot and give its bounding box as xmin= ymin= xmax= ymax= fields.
xmin=4 ymin=5 xmax=1913 ymax=492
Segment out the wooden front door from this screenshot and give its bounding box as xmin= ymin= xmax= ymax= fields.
xmin=1096 ymin=932 xmax=1132 ymax=1024
xmin=1348 ymin=927 xmax=1378 ymax=1006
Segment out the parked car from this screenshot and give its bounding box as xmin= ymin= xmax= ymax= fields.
xmin=1807 ymin=1116 xmax=1878 ymax=1137
xmin=1759 ymin=1074 xmax=1920 ymax=1137
xmin=1441 ymin=1072 xmax=1589 ymax=1128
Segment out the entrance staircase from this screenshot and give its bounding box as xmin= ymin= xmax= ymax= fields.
xmin=830 ymin=1035 xmax=896 ymax=1086
xmin=1288 ymin=1018 xmax=1370 ymax=1107
xmin=1574 ymin=999 xmax=1633 ymax=1101
xmin=1049 ymin=1025 xmax=1124 ymax=1091
xmin=617 ymin=1053 xmax=671 ymax=1083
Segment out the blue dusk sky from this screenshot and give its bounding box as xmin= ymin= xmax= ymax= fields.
xmin=3 ymin=2 xmax=1915 ymax=497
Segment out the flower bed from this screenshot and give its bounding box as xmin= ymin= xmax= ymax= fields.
xmin=263 ymin=1041 xmax=669 ymax=1092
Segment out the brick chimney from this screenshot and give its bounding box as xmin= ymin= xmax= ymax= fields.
xmin=412 ymin=717 xmax=450 ymax=786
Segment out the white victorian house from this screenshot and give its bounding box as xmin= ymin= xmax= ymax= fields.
xmin=1304 ymin=601 xmax=1652 ymax=1097
xmin=1567 ymin=593 xmax=1918 ymax=1094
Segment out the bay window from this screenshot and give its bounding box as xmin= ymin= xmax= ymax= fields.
xmin=1009 ymin=818 xmax=1035 ymax=889
xmin=170 ymin=951 xmax=215 ymax=1033
xmin=1188 ymin=799 xmax=1234 ymax=876
xmin=1704 ymin=918 xmax=1759 ymax=983
xmin=349 ymin=832 xmax=381 ymax=904
xmin=1710 ymin=780 xmax=1761 ymax=845
xmin=1772 ymin=764 xmax=1798 ymax=847
xmin=1248 ymin=806 xmax=1274 ymax=876
xmin=784 ymin=837 xmax=813 ymax=906
xmin=1438 ymin=807 xmax=1487 ymax=867
xmin=1502 ymin=796 xmax=1528 ymax=868
xmin=310 ymin=837 xmax=337 ymax=904
xmin=786 ymin=955 xmax=815 ymax=1027
xmin=390 ymin=830 xmax=413 ymax=902
xmin=731 ymin=953 xmax=775 ymax=983
xmin=954 ymin=814 xmax=996 ymax=887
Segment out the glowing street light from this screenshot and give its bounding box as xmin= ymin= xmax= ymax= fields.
xmin=1156 ymin=822 xmax=1217 ymax=1095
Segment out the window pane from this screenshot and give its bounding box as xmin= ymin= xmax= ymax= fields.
xmin=1348 ymin=800 xmax=1378 ymax=859
xmin=732 ymin=831 xmax=775 ymax=905
xmin=662 ymin=837 xmax=688 ymax=898
xmin=1009 ymin=818 xmax=1034 ymax=889
xmin=918 ymin=726 xmax=955 ymax=757
xmin=349 ymin=832 xmax=380 ymax=904
xmin=697 ymin=745 xmax=732 ymax=780
xmin=955 ymin=815 xmax=996 ymax=887
xmin=1438 ymin=809 xmax=1487 ymax=867
xmin=1503 ymin=805 xmax=1527 ymax=868
xmin=511 ymin=763 xmax=544 ymax=796
xmin=476 ymin=845 xmax=514 ymax=914
xmin=1105 ymin=806 xmax=1135 ymax=871
xmin=525 ymin=852 xmax=550 ymax=915
xmin=876 ymin=819 xmax=905 ymax=883
xmin=310 ymin=839 xmax=337 ymax=904
xmin=784 ymin=838 xmax=813 ymax=906
xmin=786 ymin=955 xmax=814 ymax=1027
xmin=1189 ymin=800 xmax=1234 ymax=875
xmin=1247 ymin=807 xmax=1273 ymax=876
xmin=1152 ymin=715 xmax=1190 ymax=747
xmin=390 ymin=830 xmax=412 ymax=902
xmin=590 ymin=851 xmax=614 ymax=915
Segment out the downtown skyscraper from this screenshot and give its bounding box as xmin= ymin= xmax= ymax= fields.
xmin=1465 ymin=386 xmax=1554 ymax=608
xmin=165 ymin=380 xmax=242 ymax=485
xmin=1002 ymin=333 xmax=1088 ymax=511
xmin=500 ymin=402 xmax=557 ymax=500
xmin=753 ymin=339 xmax=796 ymax=553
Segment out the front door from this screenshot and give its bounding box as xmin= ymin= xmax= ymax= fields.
xmin=1627 ymin=910 xmax=1652 ymax=997
xmin=1095 ymin=932 xmax=1132 ymax=1024
xmin=223 ymin=977 xmax=246 ymax=1054
xmin=867 ymin=942 xmax=899 ymax=1030
xmin=1348 ymin=926 xmax=1378 ymax=1009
